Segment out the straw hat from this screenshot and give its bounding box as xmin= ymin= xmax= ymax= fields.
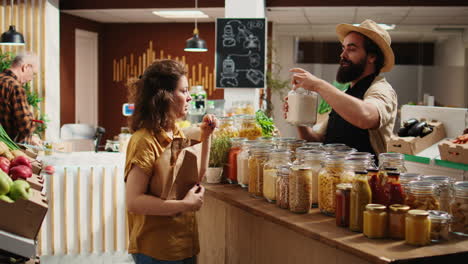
xmin=336 ymin=19 xmax=395 ymax=73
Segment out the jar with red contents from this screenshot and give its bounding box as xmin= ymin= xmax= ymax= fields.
xmin=336 ymin=183 xmax=352 ymax=227
xmin=226 ymin=138 xmax=247 ymax=184
xmin=367 ymin=168 xmax=384 ymax=204
xmin=382 ymin=172 xmax=404 ymax=206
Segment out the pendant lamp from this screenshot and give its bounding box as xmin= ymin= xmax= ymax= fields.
xmin=184 ymin=0 xmax=207 ymax=52
xmin=0 ymin=25 xmax=25 ymax=46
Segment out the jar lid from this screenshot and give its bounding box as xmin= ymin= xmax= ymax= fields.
xmin=389 ymin=204 xmax=410 ymax=212
xmin=269 ymin=149 xmax=291 ymax=156
xmin=218 ymin=116 xmax=233 ymax=121
xmin=277 ymin=165 xmax=291 ymax=176
xmin=408 ymin=181 xmax=436 ymax=190
xmin=367 ymin=168 xmax=379 ymax=173
xmin=337 ymin=183 xmax=352 ymax=190
xmin=427 ymin=210 xmax=451 ymax=221
xmin=453 ymin=181 xmax=468 ymax=192
xmin=354 ymin=170 xmax=368 ymax=175
xmin=421 ymin=175 xmax=451 ymax=184
xmin=379 ymin=153 xmax=404 ymax=160
xmin=366 ymin=204 xmax=386 ymax=211
xmin=400 ymin=173 xmax=421 ymax=181
xmin=230 ymin=137 xmax=247 ymax=143
xmin=384 ymin=167 xmax=398 ymax=171
xmin=387 ymin=172 xmax=400 ymax=177
xmin=274 ymin=137 xmax=296 ymax=142
xmin=291 ymin=165 xmax=312 ymax=171
xmin=408 ymin=210 xmax=429 ymax=217
xmin=304 ymin=142 xmax=323 ymax=148
xmin=348 ymin=152 xmax=373 ymax=157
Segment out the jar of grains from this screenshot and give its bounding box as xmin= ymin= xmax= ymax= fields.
xmin=248 ymin=145 xmax=271 ymax=197
xmin=276 ymin=165 xmax=291 ymax=209
xmin=237 ymin=140 xmax=257 ymax=188
xmin=289 ymin=165 xmax=313 ymax=213
xmin=263 ymin=150 xmax=292 ymax=203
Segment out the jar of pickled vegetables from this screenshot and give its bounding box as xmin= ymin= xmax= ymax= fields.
xmin=421 ymin=175 xmax=453 ymax=213
xmin=226 ymin=138 xmax=246 ymax=184
xmin=389 ymin=204 xmax=410 ymax=240
xmin=405 ymin=181 xmax=440 ymax=210
xmin=367 ymin=168 xmax=383 ymax=204
xmin=302 ymin=150 xmax=326 ymax=207
xmin=428 ymin=210 xmax=451 ymax=242
xmin=405 ymin=210 xmax=431 ymax=246
xmin=318 ymin=155 xmax=346 ymax=216
xmin=215 ymin=116 xmax=239 ymax=138
xmin=276 ymin=165 xmax=290 ymax=209
xmin=363 ymin=204 xmax=387 ymax=239
xmin=450 ymin=181 xmax=468 ymax=236
xmin=237 ymin=140 xmax=256 ymax=188
xmin=263 ymin=150 xmax=291 ymax=203
xmin=289 ymin=165 xmax=313 ymax=213
xmin=378 ymin=153 xmax=407 ymax=173
xmin=239 ymin=115 xmax=263 ymax=140
xmin=248 ymin=146 xmax=270 ymax=197
xmin=350 ymin=171 xmax=372 ymax=232
xmin=382 ymin=172 xmax=404 ymax=206
xmin=336 ymin=183 xmax=352 ymax=227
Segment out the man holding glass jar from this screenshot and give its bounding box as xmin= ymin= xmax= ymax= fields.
xmin=284 ymin=19 xmax=397 ymax=156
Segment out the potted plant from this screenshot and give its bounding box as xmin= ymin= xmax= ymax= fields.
xmin=207 ymin=136 xmax=231 ymax=183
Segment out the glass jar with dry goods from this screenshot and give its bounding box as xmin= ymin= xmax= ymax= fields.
xmin=450 ymin=181 xmax=468 ymax=236
xmin=263 ymin=150 xmax=292 ymax=203
xmin=349 ymin=171 xmax=373 ymax=232
xmin=302 ymin=150 xmax=326 ymax=207
xmin=226 ymin=138 xmax=246 ymax=184
xmin=239 ymin=115 xmax=263 ymax=140
xmin=405 ymin=210 xmax=431 ymax=246
xmin=363 ymin=204 xmax=387 ymax=239
xmin=400 ymin=173 xmax=421 ymax=196
xmin=378 ymin=153 xmax=407 ymax=173
xmin=285 ymin=87 xmax=318 ymax=126
xmin=248 ymin=146 xmax=270 ymax=197
xmin=287 ymin=139 xmax=306 ymax=157
xmin=322 ymin=143 xmax=346 ymax=154
xmin=389 ymin=204 xmax=410 ymax=240
xmin=215 ymin=116 xmax=239 ymax=138
xmin=293 ymin=147 xmax=317 ymax=165
xmin=318 ymin=155 xmax=346 ymax=216
xmin=342 ymin=158 xmax=372 ymax=183
xmin=276 ymin=165 xmax=290 ymax=209
xmin=428 ymin=210 xmax=450 ymax=242
xmin=331 ymin=147 xmax=357 ymax=157
xmin=405 ymin=181 xmax=440 ymax=210
xmin=274 ymin=137 xmax=296 ymax=150
xmin=237 ymin=140 xmax=257 ymax=188
xmin=421 ymin=175 xmax=453 ymax=213
xmin=336 ymin=183 xmax=352 ymax=227
xmin=289 ymin=165 xmax=313 ymax=213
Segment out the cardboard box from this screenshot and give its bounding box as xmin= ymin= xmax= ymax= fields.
xmin=438 ymin=140 xmax=468 ymax=164
xmin=0 ymin=188 xmax=48 ymax=239
xmin=387 ymin=121 xmax=446 ymax=155
xmin=26 ymin=174 xmax=44 ymax=192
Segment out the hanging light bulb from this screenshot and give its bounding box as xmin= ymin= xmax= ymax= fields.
xmin=1 ymin=1 xmax=25 ymax=46
xmin=184 ymin=0 xmax=207 ymax=52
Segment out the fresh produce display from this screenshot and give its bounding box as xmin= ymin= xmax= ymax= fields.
xmin=9 ymin=165 xmax=33 ymax=180
xmin=0 ymin=156 xmax=10 ymax=173
xmin=10 ymin=156 xmax=32 ymax=169
xmin=397 ymin=118 xmax=433 ymax=137
xmin=0 ymin=170 xmax=12 ymax=195
xmin=0 ymin=169 xmax=32 ymax=203
xmin=209 ymin=136 xmax=232 ymax=168
xmin=452 ymin=134 xmax=468 ymax=144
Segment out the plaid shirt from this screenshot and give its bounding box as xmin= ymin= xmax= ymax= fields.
xmin=0 ymin=69 xmax=36 ymax=143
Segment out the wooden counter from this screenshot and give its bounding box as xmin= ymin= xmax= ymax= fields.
xmin=197 ymin=184 xmax=468 ymax=264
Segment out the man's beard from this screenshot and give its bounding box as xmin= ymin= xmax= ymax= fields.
xmin=336 ymin=57 xmax=366 ymax=83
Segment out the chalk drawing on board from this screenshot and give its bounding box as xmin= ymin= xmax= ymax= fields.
xmin=222 ymin=24 xmax=236 ymax=47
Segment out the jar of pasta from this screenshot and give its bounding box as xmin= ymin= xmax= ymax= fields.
xmin=363 ymin=204 xmax=388 ymax=239
xmin=302 ymin=150 xmax=326 ymax=207
xmin=405 ymin=181 xmax=440 ymax=210
xmin=226 ymin=138 xmax=246 ymax=184
xmin=428 ymin=210 xmax=451 ymax=242
xmin=239 ymin=115 xmax=263 ymax=140
xmin=400 ymin=173 xmax=421 ymax=197
xmin=215 ymin=116 xmax=239 ymax=138
xmin=421 ymin=175 xmax=453 ymax=213
xmin=248 ymin=145 xmax=270 ymax=197
xmin=389 ymin=204 xmax=410 ymax=240
xmin=289 ymin=165 xmax=313 ymax=213
xmin=263 ymin=150 xmax=292 ymax=203
xmin=349 ymin=171 xmax=372 ymax=232
xmin=276 ymin=165 xmax=290 ymax=209
xmin=237 ymin=140 xmax=256 ymax=188
xmin=406 ymin=210 xmax=431 ymax=246
xmin=318 ymin=155 xmax=346 ymax=216
xmin=450 ymin=181 xmax=468 ymax=236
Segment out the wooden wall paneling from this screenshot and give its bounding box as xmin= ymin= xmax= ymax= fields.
xmin=198 ymin=195 xmax=227 ymax=264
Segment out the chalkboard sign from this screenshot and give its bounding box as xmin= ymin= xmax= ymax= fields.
xmin=215 ymin=18 xmax=266 ymax=88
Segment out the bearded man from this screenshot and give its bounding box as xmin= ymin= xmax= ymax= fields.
xmin=284 ymin=19 xmax=397 ymax=156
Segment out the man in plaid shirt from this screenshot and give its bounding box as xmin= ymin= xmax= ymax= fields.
xmin=0 ymin=52 xmax=41 ymax=145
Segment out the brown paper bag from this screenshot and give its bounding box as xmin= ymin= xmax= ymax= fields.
xmin=170 ymin=136 xmax=211 ymax=200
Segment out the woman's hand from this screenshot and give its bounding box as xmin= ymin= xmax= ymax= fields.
xmin=289 ymin=68 xmax=325 ymax=92
xmin=183 ymin=184 xmax=205 ymax=211
xmin=200 ymin=114 xmax=218 ymax=142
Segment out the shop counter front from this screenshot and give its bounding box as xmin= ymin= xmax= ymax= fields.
xmin=198 ymin=184 xmax=468 ymax=264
